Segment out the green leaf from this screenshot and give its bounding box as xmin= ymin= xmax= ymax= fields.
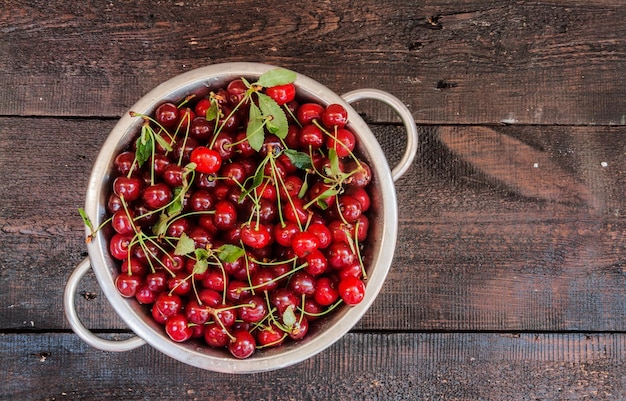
xmin=328 ymin=148 xmax=341 ymax=177
xmin=166 ymin=188 xmax=184 ymax=217
xmin=78 ymin=208 xmax=94 ymax=232
xmin=282 ymin=305 xmax=297 ymax=328
xmin=135 ymin=125 xmax=153 ymax=167
xmin=240 ymin=162 xmax=266 ymax=201
xmin=153 ymin=130 xmax=173 ymax=152
xmin=174 ymin=232 xmax=196 ymax=256
xmin=254 ymin=68 xmax=297 ymax=88
xmin=153 ymin=213 xmax=169 ymax=237
xmin=205 ymin=101 xmax=220 ymax=122
xmin=217 ymin=244 xmax=245 ymax=263
xmin=257 ymin=92 xmax=289 ymax=139
xmin=283 ymin=149 xmax=313 ymax=170
xmin=246 ymin=103 xmax=265 ymax=152
xmin=193 ymin=258 xmax=209 ymax=275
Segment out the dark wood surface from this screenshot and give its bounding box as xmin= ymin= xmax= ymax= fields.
xmin=2 ymin=1 xmax=626 ymax=399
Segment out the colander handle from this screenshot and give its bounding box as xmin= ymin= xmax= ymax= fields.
xmin=64 ymin=258 xmax=146 ymax=352
xmin=342 ymin=89 xmax=418 ymax=182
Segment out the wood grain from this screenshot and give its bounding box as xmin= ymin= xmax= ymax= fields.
xmin=3 ymin=332 xmax=625 ymax=400
xmin=1 ymin=1 xmax=625 ymax=124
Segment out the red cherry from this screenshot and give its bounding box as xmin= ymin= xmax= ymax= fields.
xmin=165 ymin=315 xmax=193 ymax=342
xmin=228 ymin=330 xmax=256 ymax=359
xmin=338 ymin=276 xmax=366 ymax=305
xmin=155 ymin=102 xmax=179 ymax=128
xmin=322 ymin=103 xmax=348 ymax=129
xmin=113 ymin=176 xmax=143 ymax=202
xmin=314 ymin=276 xmax=339 ymax=306
xmin=297 ymin=103 xmax=325 ymax=125
xmin=109 ymin=233 xmax=133 ymax=260
xmin=142 ymin=183 xmax=173 ymax=210
xmin=291 ymin=231 xmax=319 ymax=257
xmin=240 ymin=222 xmax=273 ymax=249
xmin=265 ymin=83 xmax=296 ymax=105
xmin=115 ymin=274 xmax=141 ymax=298
xmin=256 ymin=323 xmax=285 ymax=348
xmin=111 ymin=209 xmax=136 ymax=235
xmin=326 ymin=128 xmax=356 ymax=158
xmin=190 ymin=146 xmax=222 ymax=174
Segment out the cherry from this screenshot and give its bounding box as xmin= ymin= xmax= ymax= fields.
xmin=299 ymin=124 xmax=325 ymax=149
xmin=273 ymin=222 xmax=299 ymax=247
xmin=228 ymin=330 xmax=256 ymax=359
xmin=190 ymin=116 xmax=214 ymax=141
xmin=297 ymin=102 xmax=325 ymax=125
xmin=111 ymin=209 xmax=136 ymax=235
xmin=194 ymin=98 xmax=211 ymax=118
xmin=213 ymin=200 xmax=237 ymax=230
xmin=307 ymin=223 xmax=332 ymax=249
xmin=113 ymin=176 xmax=143 ymax=202
xmin=256 ymin=323 xmax=285 ymax=347
xmin=190 ymin=146 xmax=222 ymax=174
xmin=291 ymin=231 xmax=319 ymax=257
xmin=238 ymin=295 xmax=268 ymax=323
xmin=226 ymin=78 xmax=249 ymax=105
xmin=326 ymin=128 xmax=356 ymax=158
xmin=289 ymin=271 xmax=316 ymax=296
xmin=327 ymin=241 xmax=357 ymax=270
xmin=338 ymin=276 xmax=366 ymax=305
xmin=321 ymin=103 xmax=348 ymax=129
xmin=114 ymin=151 xmax=138 ymax=176
xmin=155 ymin=102 xmax=179 ymax=128
xmin=185 ymin=299 xmax=212 ymax=325
xmin=240 ymin=222 xmax=273 ymax=249
xmin=189 ymin=189 xmax=215 ymax=212
xmin=115 ymin=274 xmax=142 ymax=298
xmin=153 ymin=293 xmax=183 ymax=320
xmin=204 ymin=323 xmax=230 ymax=348
xmin=142 ymin=183 xmax=173 ymax=210
xmin=165 ymin=314 xmax=193 ymax=342
xmin=109 ymin=233 xmax=133 ymax=260
xmin=135 ymin=285 xmax=157 ymax=304
xmin=120 ymin=257 xmax=147 ymax=277
xmin=162 ymin=164 xmax=185 ymax=188
xmin=288 ymin=314 xmax=309 ymax=340
xmin=167 ymin=272 xmax=193 ymax=295
xmin=314 ymin=276 xmax=339 ymax=306
xmin=266 ymin=83 xmax=296 ymax=105
xmin=270 ymin=288 xmax=299 ymax=315
xmin=213 ymin=304 xmax=237 ymax=327
xmin=303 ymin=249 xmax=328 ymax=276
xmin=145 ymin=271 xmax=168 ymax=292
xmin=336 ymin=195 xmax=363 ymax=223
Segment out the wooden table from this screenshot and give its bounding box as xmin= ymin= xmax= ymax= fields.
xmin=2 ymin=1 xmax=626 ymax=399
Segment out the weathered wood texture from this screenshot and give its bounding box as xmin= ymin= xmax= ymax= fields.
xmin=3 ymin=332 xmax=626 ymax=401
xmin=1 ymin=1 xmax=625 ymax=124
xmin=2 ymin=0 xmax=626 ymax=399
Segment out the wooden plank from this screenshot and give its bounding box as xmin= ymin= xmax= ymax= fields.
xmin=2 ymin=332 xmax=625 ymax=400
xmin=1 ymin=1 xmax=625 ymax=124
xmin=2 ymin=118 xmax=626 ymax=332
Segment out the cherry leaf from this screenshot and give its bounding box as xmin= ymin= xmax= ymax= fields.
xmin=283 ymin=149 xmax=312 ymax=170
xmin=153 ymin=213 xmax=169 ymax=237
xmin=153 ymin=130 xmax=173 ymax=152
xmin=166 ymin=187 xmax=184 ymax=216
xmin=174 ymin=233 xmax=196 ymax=256
xmin=217 ymin=244 xmax=245 ymax=263
xmin=78 ymin=208 xmax=94 ymax=232
xmin=205 ymin=101 xmax=220 ymax=122
xmin=135 ymin=125 xmax=153 ymax=167
xmin=328 ymin=148 xmax=341 ymax=177
xmin=247 ymin=103 xmax=265 ymax=152
xmin=254 ymin=68 xmax=296 ymax=88
xmin=193 ymin=258 xmax=208 ymax=275
xmin=257 ymin=92 xmax=288 ymax=139
xmin=282 ymin=305 xmax=297 ymax=328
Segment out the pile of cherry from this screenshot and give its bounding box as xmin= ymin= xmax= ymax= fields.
xmin=101 ymin=69 xmax=373 ymax=359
